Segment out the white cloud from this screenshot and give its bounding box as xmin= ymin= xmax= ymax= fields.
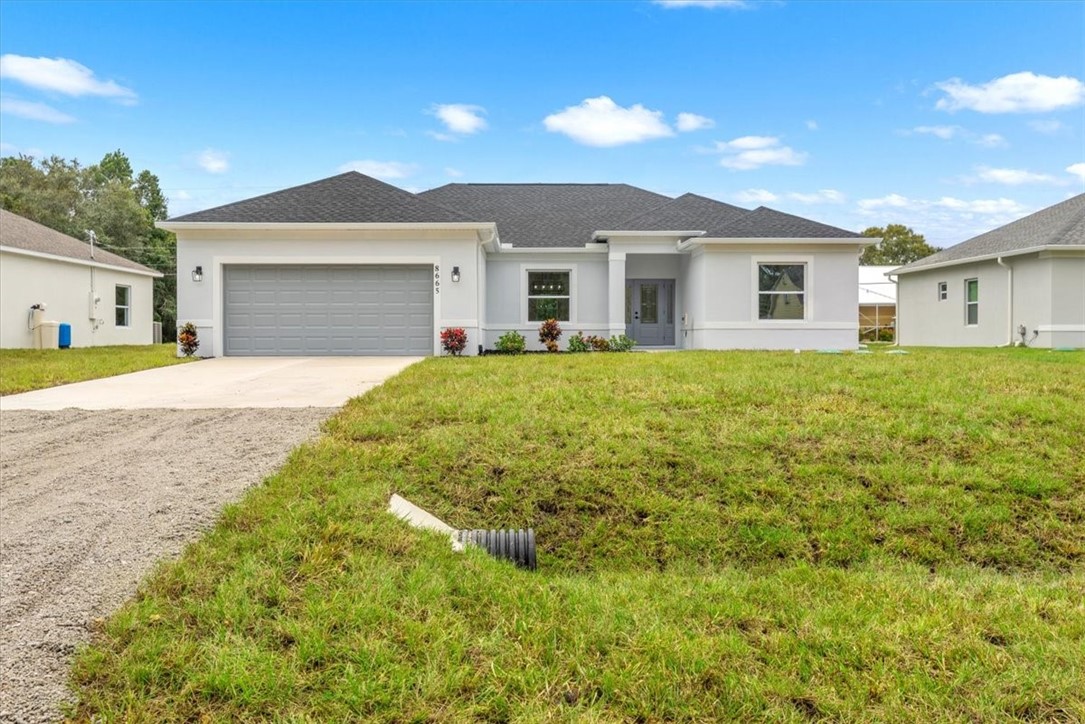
xmin=0 ymin=97 xmax=75 ymax=124
xmin=788 ymin=189 xmax=845 ymax=204
xmin=337 ymin=159 xmax=415 ymax=179
xmin=1029 ymin=119 xmax=1065 ymax=134
xmin=935 ymin=71 xmax=1085 ymax=113
xmin=734 ymin=188 xmax=778 ymax=204
xmin=543 ymin=96 xmax=674 ymax=147
xmin=0 ymin=54 xmax=136 ymax=104
xmin=858 ymin=193 xmax=1026 ymax=216
xmin=805 ymin=119 xmax=819 ymax=130
xmin=714 ymin=135 xmax=807 ymax=170
xmin=444 ymin=167 xmax=464 ymax=178
xmin=676 ymin=112 xmax=715 ymax=132
xmin=1067 ymin=163 xmax=1085 ymax=180
xmin=197 ymin=149 xmax=230 ymax=174
xmin=654 ymin=0 xmax=749 ymax=7
xmin=972 ymin=166 xmax=1058 ymax=185
xmin=906 ymin=125 xmax=1006 ymax=147
xmin=431 ymin=103 xmax=487 ymax=136
xmin=912 ymin=125 xmax=959 ymax=140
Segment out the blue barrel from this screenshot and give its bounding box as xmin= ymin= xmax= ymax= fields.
xmin=58 ymin=323 xmax=72 ymax=349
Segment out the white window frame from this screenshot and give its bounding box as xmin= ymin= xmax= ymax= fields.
xmin=938 ymin=281 xmax=947 ymax=301
xmin=115 ymin=284 xmax=131 ymax=327
xmin=964 ymin=278 xmax=979 ymax=326
xmin=521 ymin=265 xmax=577 ymax=324
xmin=751 ymin=256 xmax=813 ymax=322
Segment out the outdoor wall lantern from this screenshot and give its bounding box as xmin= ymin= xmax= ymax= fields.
xmin=451 ymin=266 xmax=461 ymax=283
xmin=192 ymin=265 xmax=203 ymax=282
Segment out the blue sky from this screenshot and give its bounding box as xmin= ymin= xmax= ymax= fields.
xmin=1 ymin=0 xmax=1082 ymax=245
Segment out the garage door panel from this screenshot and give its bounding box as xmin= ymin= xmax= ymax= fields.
xmin=224 ymin=264 xmax=433 ymax=356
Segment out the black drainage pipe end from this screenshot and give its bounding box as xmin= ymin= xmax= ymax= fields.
xmin=457 ymin=529 xmax=537 ymax=571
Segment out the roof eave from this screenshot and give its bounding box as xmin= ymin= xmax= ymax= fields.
xmin=0 ymin=245 xmax=163 ymax=277
xmin=157 ymin=220 xmax=497 ymax=232
xmin=891 ymin=244 xmax=1085 ymax=275
xmin=591 ymin=230 xmax=706 ymax=241
xmin=678 ymin=236 xmax=872 ymax=251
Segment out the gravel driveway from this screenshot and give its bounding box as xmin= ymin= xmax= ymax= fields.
xmin=0 ymin=407 xmax=332 ymax=723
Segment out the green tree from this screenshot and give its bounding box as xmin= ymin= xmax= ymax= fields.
xmin=0 ymin=151 xmax=179 ymax=340
xmin=860 ymin=224 xmax=941 ymax=265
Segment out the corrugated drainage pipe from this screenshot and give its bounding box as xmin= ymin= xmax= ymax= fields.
xmin=456 ymin=529 xmax=537 ymax=571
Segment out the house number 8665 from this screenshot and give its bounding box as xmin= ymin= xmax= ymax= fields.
xmin=434 ymin=265 xmax=440 ymax=294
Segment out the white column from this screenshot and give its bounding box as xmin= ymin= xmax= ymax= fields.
xmin=608 ymin=251 xmax=626 ymax=337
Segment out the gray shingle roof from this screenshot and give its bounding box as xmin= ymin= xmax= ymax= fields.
xmin=895 ymin=193 xmax=1085 ymax=273
xmin=418 ymin=183 xmax=671 ymax=248
xmin=167 ymin=171 xmax=472 ymax=223
xmin=617 ymin=193 xmax=748 ymax=235
xmin=708 ymin=206 xmax=861 ymax=239
xmin=0 ymin=209 xmax=159 ymax=274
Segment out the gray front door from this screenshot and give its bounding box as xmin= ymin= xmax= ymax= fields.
xmin=625 ymin=279 xmax=675 ymax=346
xmin=223 ymin=264 xmax=433 ymax=356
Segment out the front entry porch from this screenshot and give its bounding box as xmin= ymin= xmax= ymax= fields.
xmin=625 ymin=278 xmax=676 ymax=346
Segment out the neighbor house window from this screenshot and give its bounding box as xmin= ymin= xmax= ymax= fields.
xmin=527 ymin=271 xmax=570 ymax=321
xmin=965 ymin=278 xmax=978 ymax=325
xmin=115 ymin=285 xmax=131 ymax=327
xmin=758 ymin=264 xmax=806 ymax=320
xmin=938 ymin=281 xmax=947 ymax=301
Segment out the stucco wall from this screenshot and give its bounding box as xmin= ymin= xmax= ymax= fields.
xmin=483 ymin=252 xmax=609 ymax=350
xmin=176 ymin=227 xmax=482 ymax=356
xmin=0 ymin=251 xmax=155 ymax=348
xmin=686 ymin=245 xmax=861 ymax=350
xmin=897 ymin=253 xmax=1084 ymax=348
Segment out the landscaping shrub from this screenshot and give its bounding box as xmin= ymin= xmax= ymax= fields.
xmin=440 ymin=327 xmax=468 ymax=356
xmin=608 ymin=333 xmax=636 ymax=352
xmin=177 ymin=322 xmax=200 ymax=357
xmin=538 ymin=319 xmax=562 ymax=353
xmin=587 ymin=335 xmax=610 ymax=352
xmin=567 ymin=332 xmax=590 ymax=353
xmin=495 ymin=330 xmax=526 ymax=354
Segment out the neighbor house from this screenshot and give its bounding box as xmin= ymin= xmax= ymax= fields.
xmin=160 ymin=172 xmax=873 ymax=356
xmin=0 ymin=209 xmax=161 ymax=348
xmin=858 ymin=265 xmax=897 ymax=341
xmin=892 ymin=193 xmax=1085 ymax=349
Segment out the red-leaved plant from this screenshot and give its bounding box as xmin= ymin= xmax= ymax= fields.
xmin=177 ymin=322 xmax=200 ymax=357
xmin=441 ymin=327 xmax=468 ymax=356
xmin=538 ymin=318 xmax=562 ymax=353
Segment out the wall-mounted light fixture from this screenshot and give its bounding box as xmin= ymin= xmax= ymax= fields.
xmin=192 ymin=265 xmax=203 ymax=282
xmin=451 ymin=266 xmax=461 ymax=283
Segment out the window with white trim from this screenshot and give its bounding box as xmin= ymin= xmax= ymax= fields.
xmin=527 ymin=271 xmax=570 ymax=321
xmin=758 ymin=264 xmax=806 ymax=320
xmin=938 ymin=281 xmax=947 ymax=301
xmin=115 ymin=285 xmax=131 ymax=327
xmin=965 ymin=278 xmax=978 ymax=325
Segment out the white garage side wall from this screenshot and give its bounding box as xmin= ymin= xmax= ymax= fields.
xmin=1046 ymin=253 xmax=1085 ymax=348
xmin=691 ymin=245 xmax=862 ymax=350
xmin=0 ymin=251 xmax=155 ymax=348
xmin=897 ymin=261 xmax=1010 ymax=347
xmin=483 ymin=252 xmax=609 ymax=351
xmin=175 ymin=227 xmax=482 ymax=357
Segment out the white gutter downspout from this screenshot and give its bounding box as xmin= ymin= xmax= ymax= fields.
xmin=996 ymin=256 xmax=1013 ymax=346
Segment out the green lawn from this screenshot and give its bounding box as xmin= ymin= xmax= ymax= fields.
xmin=0 ymin=344 xmax=193 ymax=395
xmin=70 ymin=349 xmax=1085 ymax=721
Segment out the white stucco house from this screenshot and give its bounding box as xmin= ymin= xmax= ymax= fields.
xmin=0 ymin=209 xmax=161 ymax=348
xmin=892 ymin=193 xmax=1085 ymax=349
xmin=160 ymin=172 xmax=873 ymax=356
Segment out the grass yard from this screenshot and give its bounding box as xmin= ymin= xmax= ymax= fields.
xmin=0 ymin=344 xmax=192 ymax=395
xmin=70 ymin=349 xmax=1085 ymax=721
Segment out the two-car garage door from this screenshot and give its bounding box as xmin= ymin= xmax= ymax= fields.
xmin=223 ymin=265 xmax=433 ymax=356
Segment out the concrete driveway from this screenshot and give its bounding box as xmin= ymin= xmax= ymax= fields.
xmin=0 ymin=356 xmax=421 ymax=410
xmin=0 ymin=356 xmax=420 ymax=721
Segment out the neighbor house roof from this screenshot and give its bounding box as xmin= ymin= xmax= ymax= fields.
xmin=167 ymin=171 xmax=473 ymax=224
xmin=893 ymin=193 xmax=1085 ymax=274
xmin=616 ymin=193 xmax=748 ymax=236
xmin=0 ymin=208 xmax=160 ymax=276
xmin=419 ymin=183 xmax=672 ymax=248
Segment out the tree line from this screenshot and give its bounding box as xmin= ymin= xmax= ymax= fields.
xmin=0 ymin=151 xmax=178 ymax=340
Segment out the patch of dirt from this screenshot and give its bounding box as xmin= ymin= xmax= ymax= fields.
xmin=0 ymin=408 xmax=332 ymax=723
